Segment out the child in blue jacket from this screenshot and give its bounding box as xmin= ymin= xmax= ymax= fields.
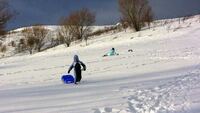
xmin=103 ymin=48 xmax=119 ymax=57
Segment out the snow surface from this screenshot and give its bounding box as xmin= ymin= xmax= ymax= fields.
xmin=0 ymin=15 xmax=200 ymax=113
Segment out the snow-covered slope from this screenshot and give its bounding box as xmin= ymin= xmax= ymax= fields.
xmin=0 ymin=15 xmax=200 ymax=113
xmin=0 ymin=25 xmax=114 ymax=58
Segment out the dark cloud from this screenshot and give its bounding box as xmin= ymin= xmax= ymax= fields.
xmin=149 ymin=0 xmax=200 ymax=19
xmin=7 ymin=0 xmax=200 ymax=30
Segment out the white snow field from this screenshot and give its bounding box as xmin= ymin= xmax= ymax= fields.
xmin=0 ymin=15 xmax=200 ymax=113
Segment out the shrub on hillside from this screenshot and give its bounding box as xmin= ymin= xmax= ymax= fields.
xmin=0 ymin=44 xmax=7 ymax=53
xmin=88 ymin=26 xmax=118 ymax=37
xmin=8 ymin=41 xmax=16 ymax=47
xmin=0 ymin=41 xmax=2 ymax=47
xmin=17 ymin=38 xmax=27 ymax=53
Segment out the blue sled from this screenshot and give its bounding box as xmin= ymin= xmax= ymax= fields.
xmin=61 ymin=74 xmax=75 ymax=84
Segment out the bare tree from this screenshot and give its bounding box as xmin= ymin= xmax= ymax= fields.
xmin=60 ymin=8 xmax=95 ymax=45
xmin=119 ymin=0 xmax=153 ymax=31
xmin=22 ymin=28 xmax=35 ymax=54
xmin=26 ymin=36 xmax=35 ymax=54
xmin=32 ymin=26 xmax=48 ymax=52
xmin=144 ymin=7 xmax=153 ymax=29
xmin=120 ymin=18 xmax=129 ymax=32
xmin=57 ymin=26 xmax=73 ymax=47
xmin=21 ymin=26 xmax=48 ymax=54
xmin=0 ymin=0 xmax=13 ymax=36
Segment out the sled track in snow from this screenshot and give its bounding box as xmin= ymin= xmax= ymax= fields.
xmin=93 ymin=70 xmax=200 ymax=113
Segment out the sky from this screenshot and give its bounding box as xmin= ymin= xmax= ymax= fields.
xmin=7 ymin=0 xmax=200 ymax=30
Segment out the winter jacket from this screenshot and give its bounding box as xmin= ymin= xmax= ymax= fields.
xmin=68 ymin=55 xmax=86 ymax=82
xmin=106 ymin=49 xmax=118 ymax=56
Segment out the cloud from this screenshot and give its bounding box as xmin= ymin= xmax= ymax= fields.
xmin=149 ymin=0 xmax=200 ymax=18
xmin=7 ymin=0 xmax=200 ymax=30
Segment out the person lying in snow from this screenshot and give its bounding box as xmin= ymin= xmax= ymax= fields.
xmin=103 ymin=48 xmax=119 ymax=57
xmin=68 ymin=55 xmax=86 ymax=84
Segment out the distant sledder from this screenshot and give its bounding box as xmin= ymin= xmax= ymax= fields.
xmin=67 ymin=55 xmax=86 ymax=84
xmin=103 ymin=48 xmax=119 ymax=57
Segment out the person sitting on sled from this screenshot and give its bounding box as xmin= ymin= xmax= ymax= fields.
xmin=103 ymin=47 xmax=119 ymax=57
xmin=68 ymin=55 xmax=86 ymax=84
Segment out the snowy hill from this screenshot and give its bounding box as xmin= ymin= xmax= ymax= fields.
xmin=0 ymin=15 xmax=200 ymax=113
xmin=0 ymin=24 xmax=116 ymax=58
